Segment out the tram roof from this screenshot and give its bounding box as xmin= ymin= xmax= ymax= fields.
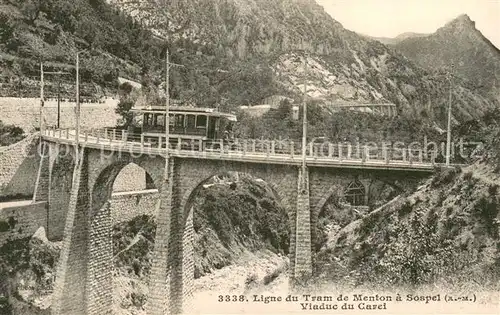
xmin=130 ymin=106 xmax=237 ymax=121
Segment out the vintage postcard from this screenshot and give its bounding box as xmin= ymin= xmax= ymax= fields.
xmin=0 ymin=0 xmax=499 ymax=314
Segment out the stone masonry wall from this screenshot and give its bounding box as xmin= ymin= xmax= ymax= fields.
xmin=112 ymin=163 xmax=148 ymax=192
xmin=51 ymin=148 xmax=88 ymax=315
xmin=0 ymin=134 xmax=39 ymax=199
xmin=109 ymin=190 xmax=158 ymax=225
xmin=0 ymin=97 xmax=119 ymax=131
xmin=0 ymin=201 xmax=47 ymax=245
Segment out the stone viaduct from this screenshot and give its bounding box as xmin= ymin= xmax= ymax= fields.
xmin=35 ymin=130 xmax=434 ymax=315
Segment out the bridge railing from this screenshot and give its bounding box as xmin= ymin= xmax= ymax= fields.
xmin=42 ymin=127 xmax=439 ymax=165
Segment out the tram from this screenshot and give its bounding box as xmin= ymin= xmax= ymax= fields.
xmin=129 ymin=105 xmax=237 ymax=148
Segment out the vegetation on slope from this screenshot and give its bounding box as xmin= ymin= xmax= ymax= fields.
xmin=314 ymin=110 xmax=500 ymax=290
xmin=0 ymin=234 xmax=57 ymax=315
xmin=0 ymin=120 xmax=25 ymax=146
xmin=315 ymin=165 xmax=500 ymax=291
xmin=0 ymin=173 xmax=289 ymax=314
xmin=1 ymin=0 xmax=498 ymax=125
xmin=0 ymin=0 xmax=154 ymax=97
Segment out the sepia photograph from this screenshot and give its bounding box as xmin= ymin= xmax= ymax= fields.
xmin=0 ymin=0 xmax=499 ymax=314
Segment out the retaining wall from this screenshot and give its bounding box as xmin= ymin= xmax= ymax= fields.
xmin=0 ymin=97 xmax=120 ymax=131
xmin=109 ymin=190 xmax=158 ymax=225
xmin=0 ymin=201 xmax=47 ymax=245
xmin=0 ymin=134 xmax=39 ymax=199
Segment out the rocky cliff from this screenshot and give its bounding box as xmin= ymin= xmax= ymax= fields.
xmin=393 ymin=14 xmax=500 ymax=101
xmin=108 ymin=0 xmax=498 ymax=122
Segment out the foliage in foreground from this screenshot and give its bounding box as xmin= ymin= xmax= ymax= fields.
xmin=0 ymin=120 xmax=25 ymax=146
xmin=315 ymin=160 xmax=500 ymax=291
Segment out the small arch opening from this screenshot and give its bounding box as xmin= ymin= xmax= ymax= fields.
xmin=343 ymin=180 xmax=366 ymax=206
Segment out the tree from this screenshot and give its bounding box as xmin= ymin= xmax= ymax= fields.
xmin=118 ymin=82 xmax=134 ymax=98
xmin=20 ymin=0 xmax=42 ymax=24
xmin=0 ymin=12 xmax=14 ymax=42
xmin=115 ymin=99 xmax=135 ymax=127
xmin=115 ymin=82 xmax=137 ymax=127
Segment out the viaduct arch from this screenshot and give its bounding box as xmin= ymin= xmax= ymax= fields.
xmin=36 ymin=142 xmax=428 ymax=315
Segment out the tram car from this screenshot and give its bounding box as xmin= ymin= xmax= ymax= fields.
xmin=129 ymin=105 xmax=237 ymax=149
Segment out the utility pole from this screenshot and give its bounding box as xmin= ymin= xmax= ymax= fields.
xmin=301 ymin=54 xmax=308 ymax=189
xmin=57 ymin=79 xmax=61 ymax=129
xmin=76 ymin=52 xmax=81 ymax=150
xmin=147 ymin=44 xmax=184 ymax=315
xmin=162 ymin=49 xmax=184 ymax=178
xmin=445 ymin=66 xmax=453 ymax=166
xmin=165 ymin=49 xmax=170 ymax=158
xmin=39 ymin=63 xmax=44 ymax=134
xmin=44 ymin=71 xmax=70 ymax=129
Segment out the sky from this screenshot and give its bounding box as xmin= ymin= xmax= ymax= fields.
xmin=316 ymin=0 xmax=500 ymax=48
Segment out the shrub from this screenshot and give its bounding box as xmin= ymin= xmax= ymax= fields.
xmin=431 ymin=166 xmax=458 ymax=188
xmin=0 ymin=121 xmax=25 ymax=146
xmin=398 ymin=200 xmax=413 ymax=218
xmin=473 ymin=196 xmax=499 ymax=238
xmin=245 ymin=273 xmax=258 ymax=286
xmin=488 ymin=184 xmax=498 ymax=196
xmin=463 ymin=171 xmax=473 ymax=181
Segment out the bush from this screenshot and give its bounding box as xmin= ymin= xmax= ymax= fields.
xmin=374 ymin=211 xmax=441 ymax=287
xmin=488 ymin=184 xmax=498 ymax=196
xmin=431 ymin=166 xmax=458 ymax=188
xmin=0 ymin=121 xmax=25 ymax=146
xmin=0 ymin=11 xmax=15 ymax=42
xmin=398 ymin=200 xmax=413 ymax=218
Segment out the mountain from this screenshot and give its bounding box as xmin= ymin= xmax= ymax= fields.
xmin=393 ymin=14 xmax=500 ymax=101
xmin=107 ymin=0 xmax=498 ymax=123
xmin=366 ymin=32 xmax=429 ymax=45
xmin=0 ymin=0 xmax=498 ymax=125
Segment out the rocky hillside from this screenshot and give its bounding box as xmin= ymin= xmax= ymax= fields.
xmin=313 ymin=108 xmax=500 ymax=290
xmin=318 ymin=164 xmax=500 ymax=294
xmin=393 ymin=15 xmax=500 ymax=101
xmin=108 ymin=0 xmax=498 ymax=123
xmin=0 ymin=0 xmax=159 ymax=98
xmin=314 ymin=158 xmax=500 ymax=292
xmin=1 ymin=0 xmax=498 ymax=123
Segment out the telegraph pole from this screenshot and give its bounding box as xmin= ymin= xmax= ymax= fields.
xmin=39 ymin=63 xmax=44 ymax=134
xmin=147 ymin=44 xmax=184 ymax=315
xmin=163 ymin=49 xmax=183 ymax=165
xmin=44 ymin=71 xmax=70 ymax=129
xmin=76 ymin=52 xmax=81 ymax=150
xmin=301 ymin=55 xmax=308 ymax=189
xmin=57 ymin=79 xmax=61 ymax=128
xmin=445 ymin=66 xmax=453 ymax=166
xmin=165 ymin=49 xmax=170 ymax=160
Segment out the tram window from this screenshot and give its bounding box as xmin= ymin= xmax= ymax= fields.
xmin=196 ymin=115 xmax=207 ymax=128
xmin=186 ymin=115 xmax=196 ymax=128
xmin=144 ymin=114 xmax=153 ymax=126
xmin=175 ymin=114 xmax=185 ymax=127
xmin=156 ymin=114 xmax=165 ymax=127
xmin=169 ymin=114 xmax=174 ymax=126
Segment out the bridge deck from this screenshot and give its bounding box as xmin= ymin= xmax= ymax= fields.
xmin=41 ymin=128 xmax=450 ymax=172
